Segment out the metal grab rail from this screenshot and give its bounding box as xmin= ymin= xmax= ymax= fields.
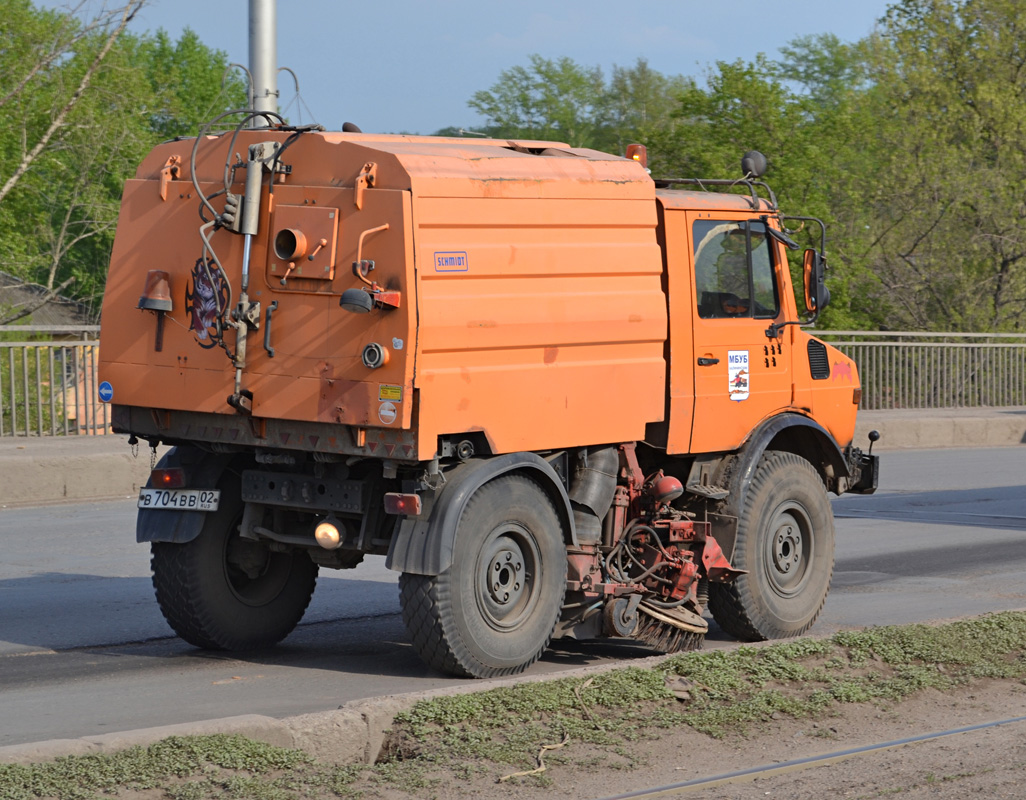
xmin=817 ymin=331 xmax=1026 ymax=410
xmin=0 ymin=327 xmax=108 ymax=437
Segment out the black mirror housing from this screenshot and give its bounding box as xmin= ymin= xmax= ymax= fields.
xmin=802 ymin=249 xmax=829 ymax=315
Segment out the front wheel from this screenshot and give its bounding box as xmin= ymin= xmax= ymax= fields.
xmin=709 ymin=450 xmax=834 ymax=641
xmin=150 ymin=470 xmax=318 ymax=651
xmin=399 ymin=473 xmax=567 ymax=678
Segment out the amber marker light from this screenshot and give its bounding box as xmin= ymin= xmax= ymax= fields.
xmin=137 ymin=270 xmax=172 ymax=312
xmin=853 ymin=387 xmax=863 ymax=405
xmin=150 ymin=468 xmax=186 ymax=488
xmin=315 ymin=521 xmax=343 ymax=549
xmin=137 ymin=270 xmax=172 ymax=352
xmin=625 ymin=143 xmax=648 ymax=169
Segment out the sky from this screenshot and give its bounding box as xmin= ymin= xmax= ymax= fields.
xmin=52 ymin=0 xmax=894 ymax=135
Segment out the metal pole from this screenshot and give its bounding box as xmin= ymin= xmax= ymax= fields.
xmin=249 ymin=0 xmax=278 ymax=125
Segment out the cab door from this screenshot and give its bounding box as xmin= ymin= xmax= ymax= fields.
xmin=687 ymin=212 xmax=792 ymax=453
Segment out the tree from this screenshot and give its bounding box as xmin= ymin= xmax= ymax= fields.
xmin=468 ymin=55 xmax=608 ymax=147
xmin=853 ymin=0 xmax=1026 ymax=331
xmin=0 ymin=1 xmax=144 ymax=209
xmin=0 ymin=3 xmax=246 ymax=324
xmin=604 ymin=59 xmax=688 ymax=153
xmin=137 ymin=28 xmax=248 ymax=141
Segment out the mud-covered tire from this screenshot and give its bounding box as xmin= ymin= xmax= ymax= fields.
xmin=150 ymin=470 xmax=318 ymax=651
xmin=709 ymin=450 xmax=834 ymax=641
xmin=399 ymin=473 xmax=567 ymax=678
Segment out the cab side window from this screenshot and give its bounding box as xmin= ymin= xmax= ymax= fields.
xmin=693 ymin=219 xmax=780 ymax=320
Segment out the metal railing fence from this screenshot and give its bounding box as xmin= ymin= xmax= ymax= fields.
xmin=818 ymin=331 xmax=1026 ymax=410
xmin=0 ymin=326 xmax=108 ymax=437
xmin=1 ymin=328 xmax=1024 ymax=436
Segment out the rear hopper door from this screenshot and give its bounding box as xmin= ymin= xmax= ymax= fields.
xmin=245 ymin=185 xmax=416 ymax=430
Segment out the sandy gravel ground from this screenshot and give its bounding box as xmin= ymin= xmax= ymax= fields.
xmin=392 ymin=679 xmax=1026 ymax=800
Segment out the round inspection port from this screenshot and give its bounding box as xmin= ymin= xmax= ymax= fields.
xmin=274 ymin=228 xmax=307 ymax=260
xmin=362 ymin=342 xmax=389 ymax=369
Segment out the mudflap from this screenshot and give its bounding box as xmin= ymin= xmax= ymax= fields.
xmin=135 ymin=447 xmax=233 ymax=544
xmin=136 ymin=507 xmax=208 ymax=544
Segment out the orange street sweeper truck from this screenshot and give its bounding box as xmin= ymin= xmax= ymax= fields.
xmin=98 ymin=114 xmax=878 ymax=677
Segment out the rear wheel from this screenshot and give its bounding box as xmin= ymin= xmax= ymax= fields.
xmin=150 ymin=470 xmax=318 ymax=650
xmin=399 ymin=473 xmax=567 ymax=678
xmin=709 ymin=450 xmax=834 ymax=640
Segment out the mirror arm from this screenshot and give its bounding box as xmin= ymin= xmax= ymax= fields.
xmin=780 ymin=215 xmax=827 ymax=256
xmin=761 ymin=216 xmax=800 ymax=250
xmin=766 ymin=319 xmax=802 ymax=339
xmin=766 ymin=309 xmax=821 ymax=339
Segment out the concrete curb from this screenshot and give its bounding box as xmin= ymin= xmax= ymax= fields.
xmin=0 ymin=652 xmax=673 ymax=766
xmin=7 ymin=606 xmax=1026 ymax=767
xmin=0 ymin=436 xmax=168 ymax=507
xmin=854 ymin=407 xmax=1026 ymax=450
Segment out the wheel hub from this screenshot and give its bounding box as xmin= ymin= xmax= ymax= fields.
xmin=486 ymin=545 xmax=524 ymax=608
xmin=764 ymin=503 xmax=813 ymax=597
xmin=224 ymin=527 xmax=293 ymax=606
xmin=476 ymin=525 xmax=538 ymax=632
xmin=772 ymin=522 xmax=804 ymax=575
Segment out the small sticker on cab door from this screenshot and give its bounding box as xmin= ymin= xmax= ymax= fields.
xmin=728 ymin=350 xmax=749 ymax=401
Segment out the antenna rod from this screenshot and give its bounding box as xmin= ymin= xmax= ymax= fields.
xmin=249 ymin=0 xmax=278 ymax=125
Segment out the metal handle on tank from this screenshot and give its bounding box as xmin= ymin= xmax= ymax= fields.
xmin=263 ymin=301 xmax=278 ymax=358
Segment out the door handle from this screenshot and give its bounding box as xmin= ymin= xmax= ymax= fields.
xmin=697 ymin=357 xmax=719 ymax=366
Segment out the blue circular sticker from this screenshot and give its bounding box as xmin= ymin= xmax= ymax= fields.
xmin=98 ymin=381 xmax=114 ymax=403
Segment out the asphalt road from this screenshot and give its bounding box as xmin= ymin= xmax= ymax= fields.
xmin=1 ymin=446 xmax=1024 ymax=748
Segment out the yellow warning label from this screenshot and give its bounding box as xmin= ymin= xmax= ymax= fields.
xmin=379 ymin=384 xmax=403 ymax=402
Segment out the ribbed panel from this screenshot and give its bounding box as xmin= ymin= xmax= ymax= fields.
xmin=808 ymin=339 xmax=831 ymax=380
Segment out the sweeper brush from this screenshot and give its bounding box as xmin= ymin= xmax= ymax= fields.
xmin=634 ymin=602 xmax=708 ymax=653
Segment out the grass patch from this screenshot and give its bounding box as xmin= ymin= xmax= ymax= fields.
xmin=4 ymin=613 xmax=1026 ymax=799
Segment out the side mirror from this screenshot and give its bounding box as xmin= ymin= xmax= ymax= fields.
xmin=803 ymin=249 xmax=830 ymax=314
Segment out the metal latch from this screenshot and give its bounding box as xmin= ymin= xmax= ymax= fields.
xmin=159 ymin=155 xmax=181 ymax=201
xmin=354 ymin=162 xmax=377 ymax=210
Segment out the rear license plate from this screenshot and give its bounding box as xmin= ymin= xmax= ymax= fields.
xmin=138 ymin=488 xmax=220 ymax=511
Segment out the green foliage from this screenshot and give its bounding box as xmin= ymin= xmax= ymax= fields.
xmin=0 ymin=3 xmax=245 ymax=322
xmin=463 ymin=0 xmax=1026 ymax=332
xmin=469 ymin=54 xmax=609 ymax=147
xmin=0 ymin=735 xmax=311 ymax=800
xmin=469 ymin=55 xmax=686 ymax=153
xmin=851 ymin=0 xmax=1026 ymax=330
xmin=135 ymin=28 xmax=247 ymax=141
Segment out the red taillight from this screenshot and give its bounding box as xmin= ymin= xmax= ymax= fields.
xmin=384 ymin=492 xmax=422 ymax=516
xmin=150 ymin=468 xmax=186 ymax=488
